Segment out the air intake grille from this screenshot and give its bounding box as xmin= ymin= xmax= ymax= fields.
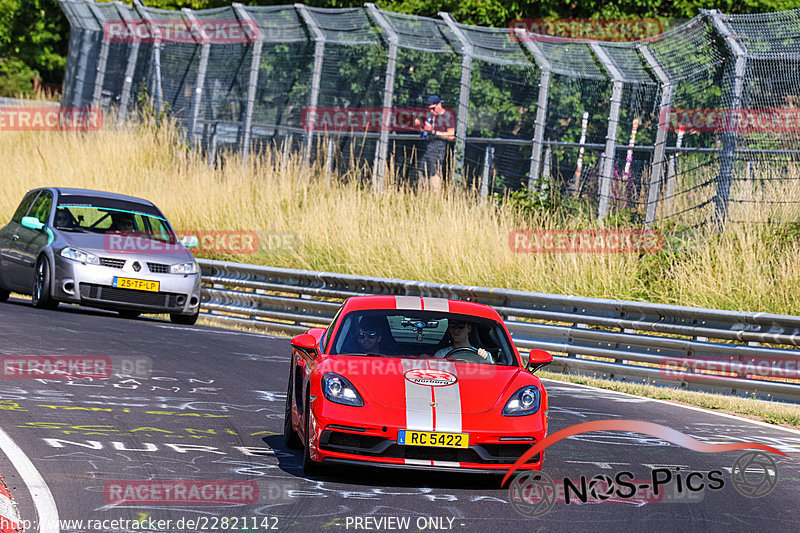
xmin=99 ymin=258 xmax=125 ymax=268
xmin=80 ymin=283 xmax=182 ymax=309
xmin=147 ymin=262 xmax=169 ymax=274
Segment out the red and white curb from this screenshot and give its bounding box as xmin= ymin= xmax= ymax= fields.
xmin=0 ymin=475 xmax=21 ymax=533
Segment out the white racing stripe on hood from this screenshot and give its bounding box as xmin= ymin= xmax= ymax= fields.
xmin=401 ymin=359 xmax=464 ymax=468
xmin=402 ymin=359 xmax=433 ymax=431
xmin=429 ymin=360 xmax=462 ymax=433
xmin=395 ymin=296 xmax=422 ymax=310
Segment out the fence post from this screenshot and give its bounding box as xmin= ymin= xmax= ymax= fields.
xmin=517 ymin=32 xmax=552 ymax=190
xmin=665 ymin=155 xmax=677 ymax=215
xmin=439 ymin=12 xmax=472 ymax=185
xmin=325 ymin=137 xmax=335 ymax=184
xmin=85 ymin=1 xmax=110 ymax=106
xmin=708 ymin=10 xmax=747 ymax=231
xmin=282 ymin=134 xmax=293 ymax=171
xmin=57 ymin=0 xmax=78 ymax=106
xmin=664 ymin=127 xmax=684 ymax=215
xmin=233 ymin=3 xmax=263 ymax=167
xmin=570 ymin=112 xmax=590 ymax=196
xmin=72 ymin=2 xmax=101 ymax=108
xmin=480 ymin=145 xmax=493 ymax=198
xmin=365 ymin=4 xmax=398 ymax=192
xmin=590 ymin=42 xmax=625 ymax=222
xmin=542 ymin=142 xmax=552 ymax=193
xmin=744 ymin=160 xmax=754 ymax=199
xmin=115 ymin=4 xmax=142 ymax=123
xmin=296 ymin=4 xmax=325 ymax=167
xmin=639 ymin=44 xmax=674 ymax=228
xmin=182 ymin=8 xmax=211 ymax=149
xmin=133 ymin=0 xmax=162 ymax=113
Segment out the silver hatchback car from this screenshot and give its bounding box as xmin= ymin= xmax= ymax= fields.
xmin=0 ymin=187 xmax=201 ymax=324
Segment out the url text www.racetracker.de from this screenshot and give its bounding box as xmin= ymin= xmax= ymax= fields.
xmin=0 ymin=516 xmax=281 ymax=531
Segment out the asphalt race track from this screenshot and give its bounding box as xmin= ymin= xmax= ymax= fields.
xmin=1 ymin=297 xmax=799 ymax=532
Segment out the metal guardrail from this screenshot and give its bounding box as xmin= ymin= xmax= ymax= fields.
xmin=198 ymin=258 xmax=800 ymax=403
xmin=0 ymin=97 xmax=60 ymax=107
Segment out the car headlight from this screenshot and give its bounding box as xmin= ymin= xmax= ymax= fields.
xmin=502 ymin=385 xmax=541 ymax=416
xmin=321 ymin=372 xmax=364 ymax=407
xmin=60 ymin=247 xmax=100 ymax=265
xmin=170 ymin=261 xmax=198 ymax=274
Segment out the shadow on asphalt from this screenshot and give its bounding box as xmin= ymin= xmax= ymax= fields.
xmin=4 ymin=296 xmax=169 ymax=321
xmin=262 ymin=435 xmax=506 ymax=490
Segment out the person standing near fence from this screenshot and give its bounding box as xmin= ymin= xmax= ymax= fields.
xmin=414 ymin=95 xmax=455 ymax=192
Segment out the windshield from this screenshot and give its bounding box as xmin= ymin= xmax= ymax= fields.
xmin=55 ymin=197 xmax=177 ymax=244
xmin=329 ymin=310 xmax=518 ymax=367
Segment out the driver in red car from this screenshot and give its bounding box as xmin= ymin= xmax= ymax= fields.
xmin=356 ymin=315 xmax=393 ymax=355
xmin=434 ymin=320 xmax=492 ymax=361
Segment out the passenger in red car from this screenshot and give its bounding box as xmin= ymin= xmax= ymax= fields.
xmin=434 ymin=320 xmax=491 ymax=361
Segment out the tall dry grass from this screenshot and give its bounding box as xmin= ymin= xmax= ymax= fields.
xmin=1 ymin=113 xmax=798 ymax=315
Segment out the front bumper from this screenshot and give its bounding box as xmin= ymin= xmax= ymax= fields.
xmin=53 ymin=256 xmax=201 ymax=314
xmin=318 ymin=427 xmax=542 ymax=472
xmin=308 ymin=404 xmax=546 ymax=472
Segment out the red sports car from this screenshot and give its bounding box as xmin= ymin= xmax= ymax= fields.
xmin=283 ymin=295 xmax=552 ymax=475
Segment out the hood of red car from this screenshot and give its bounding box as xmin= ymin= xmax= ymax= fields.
xmin=323 ymin=355 xmax=529 ymax=414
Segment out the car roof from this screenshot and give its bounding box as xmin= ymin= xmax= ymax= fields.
xmin=44 ymin=187 xmax=157 ymax=207
xmin=340 ymin=295 xmax=502 ymax=321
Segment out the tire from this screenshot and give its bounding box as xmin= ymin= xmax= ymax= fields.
xmin=283 ymin=369 xmax=302 ymax=450
xmin=0 ymin=261 xmax=9 ymax=302
xmin=302 ymin=390 xmax=322 ymax=476
xmin=32 ymin=256 xmax=58 ymax=309
xmin=170 ymin=309 xmax=199 ymax=325
xmin=118 ymin=310 xmax=140 ymax=319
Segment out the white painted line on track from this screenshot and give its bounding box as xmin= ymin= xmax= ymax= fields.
xmin=541 ymin=377 xmax=800 ymax=437
xmin=155 ymin=324 xmax=278 ymax=338
xmin=0 ymin=426 xmax=59 ymax=532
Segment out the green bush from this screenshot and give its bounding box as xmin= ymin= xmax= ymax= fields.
xmin=0 ymin=58 xmax=36 ymax=97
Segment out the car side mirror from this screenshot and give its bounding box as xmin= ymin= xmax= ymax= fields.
xmin=526 ymin=349 xmax=553 ymax=373
xmin=21 ymin=216 xmax=45 ymax=231
xmin=181 ymin=235 xmax=199 ymax=248
xmin=291 ymin=333 xmax=319 ymax=358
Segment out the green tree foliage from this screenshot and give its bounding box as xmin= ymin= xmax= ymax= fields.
xmin=0 ymin=0 xmax=66 ymax=95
